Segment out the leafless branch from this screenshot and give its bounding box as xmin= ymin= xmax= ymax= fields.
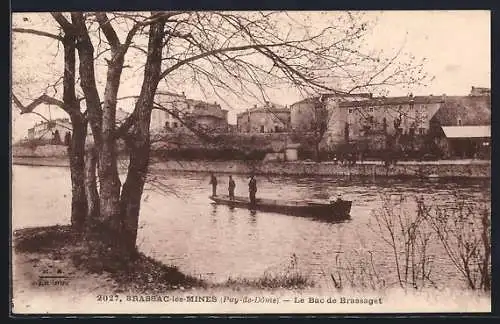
xmin=12 ymin=28 xmax=63 ymax=41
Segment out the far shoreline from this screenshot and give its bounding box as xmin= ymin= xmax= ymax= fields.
xmin=11 ymin=155 xmax=492 ymax=179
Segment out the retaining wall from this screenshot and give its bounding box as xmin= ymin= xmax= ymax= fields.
xmin=149 ymin=160 xmax=491 ymax=179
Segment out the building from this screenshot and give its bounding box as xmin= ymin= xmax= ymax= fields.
xmin=429 ymin=95 xmax=491 ymax=158
xmin=151 ymin=91 xmax=189 ymax=133
xmin=336 ymin=94 xmax=445 ymax=142
xmin=27 ymin=108 xmax=131 ymax=144
xmin=470 ymin=86 xmax=490 ymax=97
xmin=237 ymin=102 xmax=290 ymax=133
xmin=290 ymin=92 xmax=373 ymax=135
xmin=185 ymin=99 xmax=229 ymax=132
xmin=152 ymin=91 xmax=229 ymax=133
xmin=290 ymin=97 xmax=321 ymax=132
xmin=28 ymin=118 xmax=72 ymax=144
xmin=437 ymin=126 xmax=490 ymax=158
xmin=293 ymin=94 xmax=444 ymax=148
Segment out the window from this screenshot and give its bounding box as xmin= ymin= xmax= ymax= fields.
xmin=173 ymin=122 xmax=178 ymax=128
xmin=419 ymin=128 xmax=426 ymax=135
xmin=260 ymin=125 xmax=265 ymax=133
xmin=369 ymin=107 xmax=374 ymax=113
xmin=348 ymin=108 xmax=353 ymax=114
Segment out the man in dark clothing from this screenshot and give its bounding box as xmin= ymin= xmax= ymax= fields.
xmin=64 ymin=131 xmax=71 ymax=147
xmin=53 ymin=129 xmax=61 ymax=145
xmin=228 ymin=175 xmax=235 ymax=200
xmin=248 ymin=175 xmax=257 ymax=205
xmin=209 ymin=173 xmax=217 ymax=196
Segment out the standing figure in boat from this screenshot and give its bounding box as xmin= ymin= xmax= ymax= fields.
xmin=209 ymin=173 xmax=218 ymax=196
xmin=248 ymin=174 xmax=257 ymax=205
xmin=228 ymin=175 xmax=236 ymax=200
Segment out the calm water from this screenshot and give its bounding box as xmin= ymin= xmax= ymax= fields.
xmin=12 ymin=165 xmax=491 ymax=288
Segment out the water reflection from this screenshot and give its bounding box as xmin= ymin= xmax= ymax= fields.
xmin=248 ymin=210 xmax=257 ymax=226
xmin=210 ymin=204 xmax=219 ymax=224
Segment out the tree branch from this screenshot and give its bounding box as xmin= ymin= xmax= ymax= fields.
xmin=12 ymin=93 xmax=65 ymax=114
xmin=50 ymin=12 xmax=75 ymax=34
xmin=95 ymin=12 xmax=121 ymax=49
xmin=160 ymin=42 xmax=294 ymax=80
xmin=12 ymin=28 xmax=63 ymax=41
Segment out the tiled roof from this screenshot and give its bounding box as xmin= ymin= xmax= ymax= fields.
xmin=431 ymin=96 xmax=491 ymax=126
xmin=237 ymin=103 xmax=290 ymax=116
xmin=156 ymin=91 xmax=186 ymax=98
xmin=338 ymin=96 xmax=445 ymax=107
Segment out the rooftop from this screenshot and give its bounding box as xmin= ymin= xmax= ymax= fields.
xmin=242 ymin=102 xmax=289 ymax=114
xmin=156 ymin=91 xmax=186 ymax=98
xmin=441 ymin=125 xmax=490 ymax=138
xmin=338 ymin=95 xmax=445 ymax=107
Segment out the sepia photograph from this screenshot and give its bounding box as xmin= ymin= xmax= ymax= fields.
xmin=10 ymin=10 xmax=491 ymax=314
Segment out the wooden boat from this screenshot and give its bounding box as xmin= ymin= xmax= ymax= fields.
xmin=209 ymin=194 xmax=352 ymax=221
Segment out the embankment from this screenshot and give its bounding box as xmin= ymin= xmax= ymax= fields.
xmin=150 ymin=160 xmax=490 ymax=179
xmin=12 ymin=155 xmax=491 ymax=179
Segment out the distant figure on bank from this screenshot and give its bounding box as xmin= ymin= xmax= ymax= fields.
xmin=248 ymin=174 xmax=257 ymax=205
xmin=52 ymin=129 xmax=62 ymax=145
xmin=209 ymin=173 xmax=218 ymax=196
xmin=228 ymin=175 xmax=236 ymax=200
xmin=64 ymin=131 xmax=71 ymax=147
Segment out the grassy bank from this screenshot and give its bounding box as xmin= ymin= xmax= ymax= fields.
xmin=12 ymin=225 xmax=314 ymax=295
xmin=13 ymin=225 xmax=206 ymax=294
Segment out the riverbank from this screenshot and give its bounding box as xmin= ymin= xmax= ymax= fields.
xmin=12 ymin=225 xmax=490 ymax=314
xmin=12 ymin=156 xmax=491 ymax=179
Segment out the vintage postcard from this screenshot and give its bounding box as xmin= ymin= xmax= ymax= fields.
xmin=11 ymin=10 xmax=491 ymax=315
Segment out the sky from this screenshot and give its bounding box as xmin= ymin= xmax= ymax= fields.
xmin=11 ymin=10 xmax=491 ymax=141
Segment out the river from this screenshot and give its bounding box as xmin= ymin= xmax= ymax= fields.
xmin=12 ymin=164 xmax=491 ymax=289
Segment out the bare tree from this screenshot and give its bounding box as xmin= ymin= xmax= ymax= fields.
xmin=370 ymin=194 xmax=436 ymax=289
xmin=421 ymin=197 xmax=491 ymax=291
xmin=12 ymin=11 xmax=427 ymax=259
xmin=12 ymin=24 xmax=89 ymax=231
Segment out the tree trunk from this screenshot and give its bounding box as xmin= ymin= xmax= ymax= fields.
xmin=97 ymin=62 xmax=124 ymax=234
xmin=68 ymin=115 xmax=87 ymax=231
xmin=72 ymin=12 xmax=122 ymax=239
xmin=481 ymin=211 xmax=491 ymax=291
xmin=84 ymin=142 xmax=99 ymax=225
xmin=63 ymin=31 xmax=87 ymax=232
xmin=120 ymin=141 xmax=150 ymax=253
xmin=119 ymin=18 xmax=165 ymax=253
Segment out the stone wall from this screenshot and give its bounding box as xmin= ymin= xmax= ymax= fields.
xmin=149 ymin=160 xmax=491 ymax=179
xmin=12 ymin=144 xmax=68 ymax=157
